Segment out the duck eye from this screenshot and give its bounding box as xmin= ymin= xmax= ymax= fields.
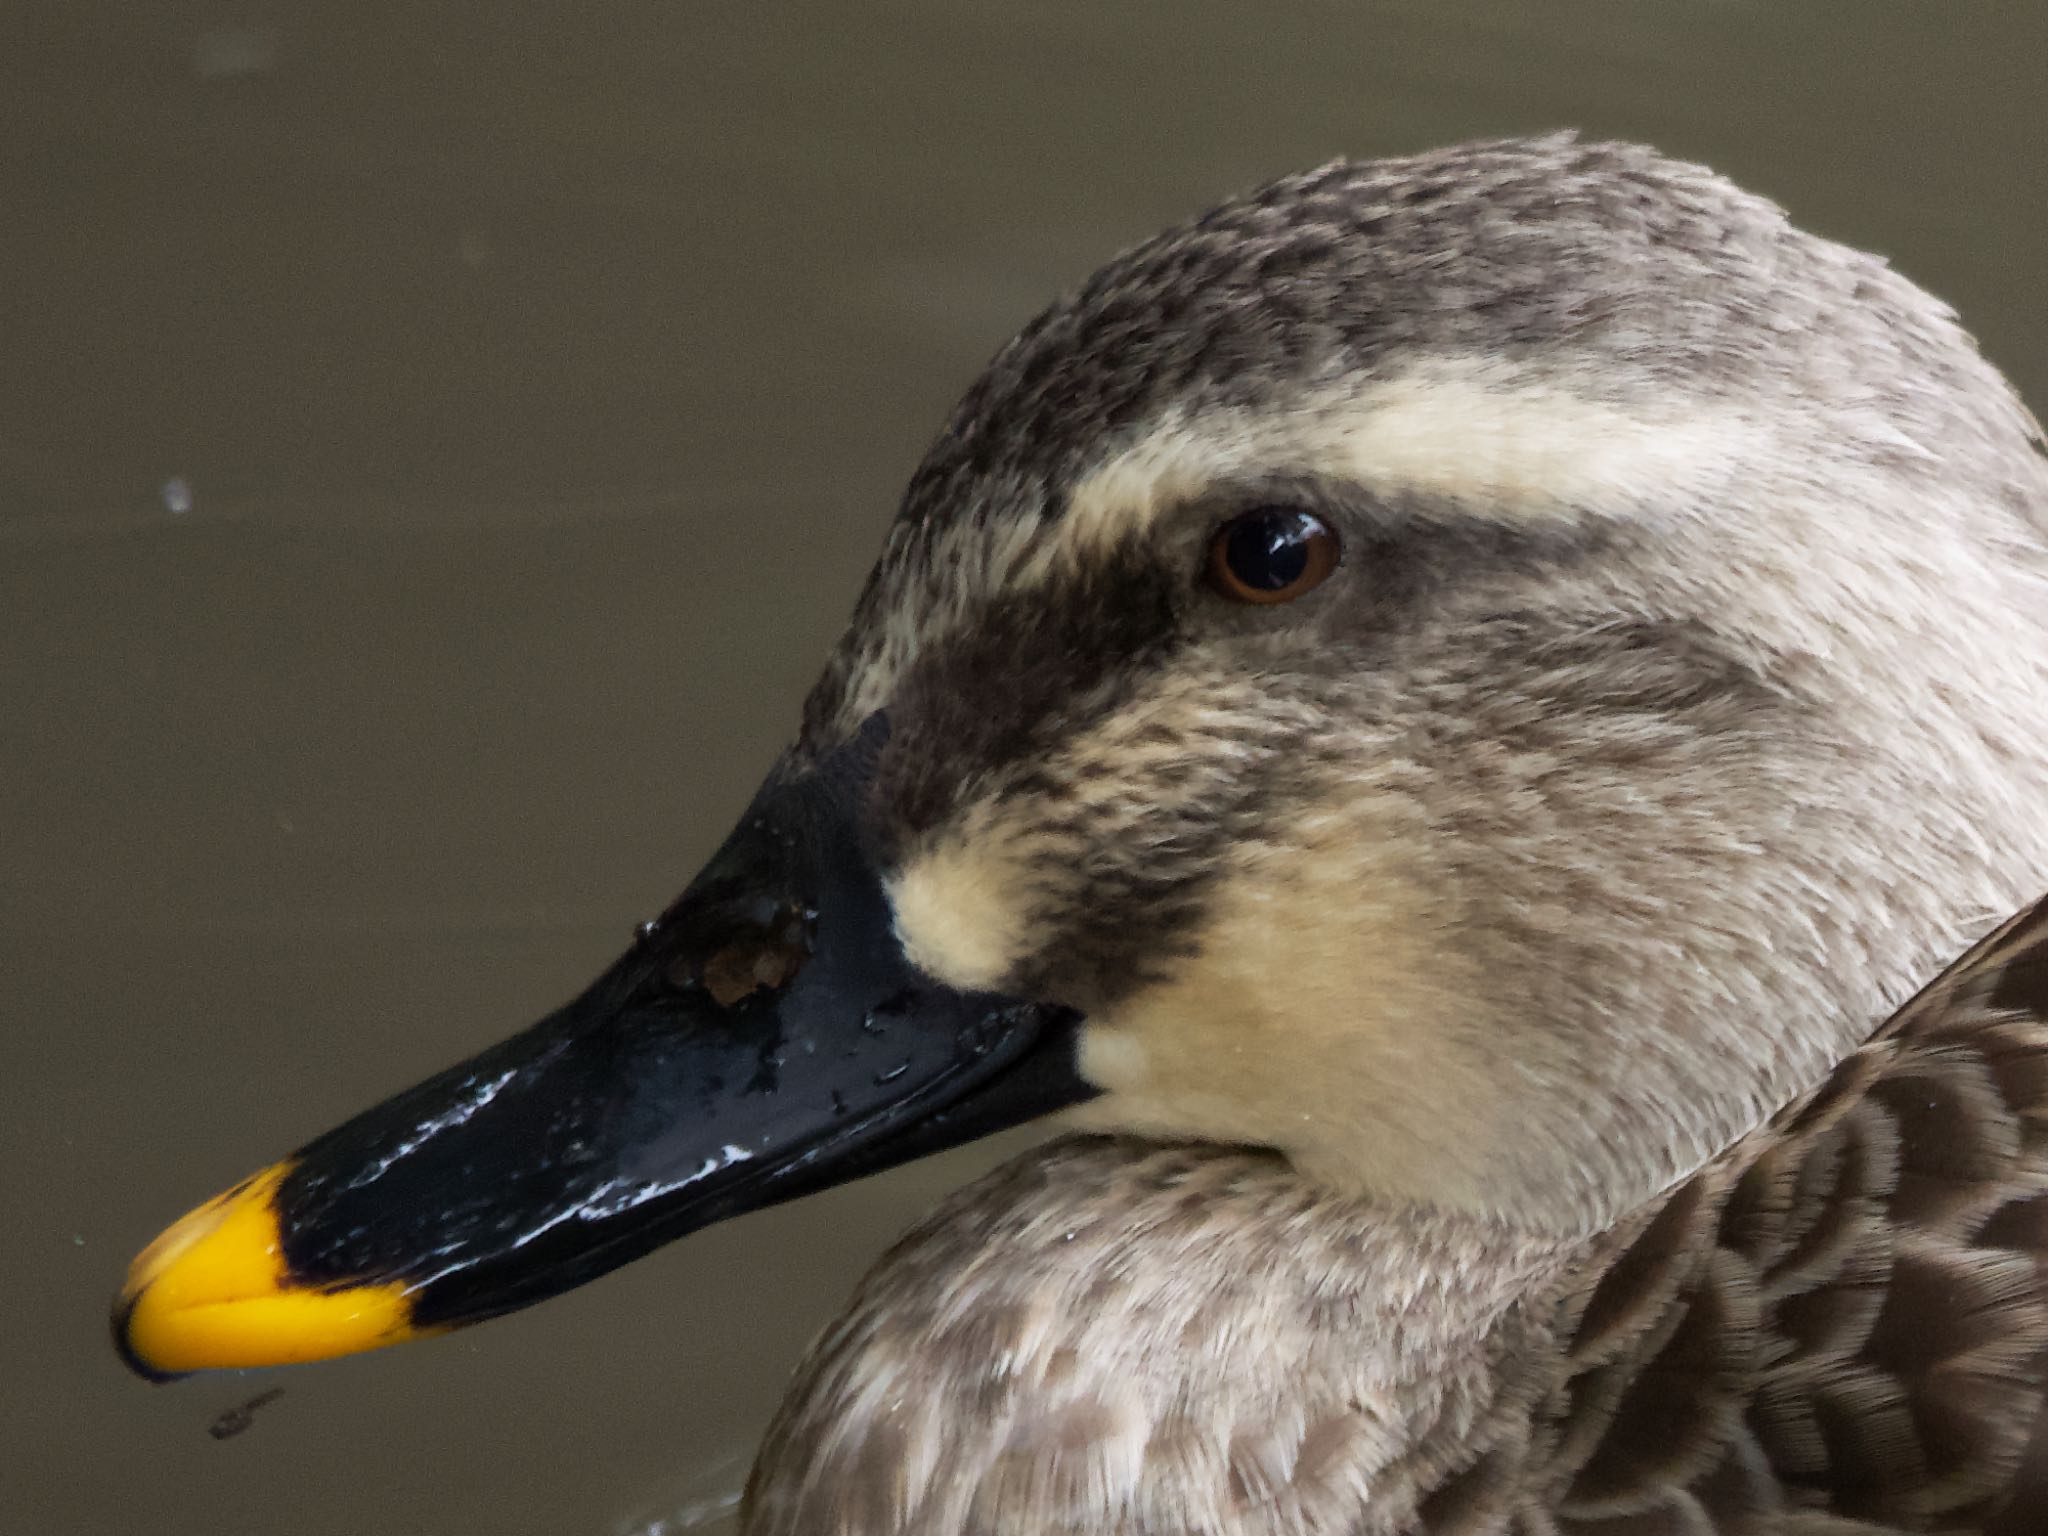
xmin=1206 ymin=508 xmax=1340 ymax=605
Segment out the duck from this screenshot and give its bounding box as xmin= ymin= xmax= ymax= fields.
xmin=113 ymin=135 xmax=2048 ymax=1534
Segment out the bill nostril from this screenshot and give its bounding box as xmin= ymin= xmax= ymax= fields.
xmin=673 ymin=902 xmax=816 ymax=1007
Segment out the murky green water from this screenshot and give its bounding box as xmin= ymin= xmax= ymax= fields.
xmin=4 ymin=3 xmax=2043 ymax=1531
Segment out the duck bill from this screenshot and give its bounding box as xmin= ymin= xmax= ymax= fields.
xmin=113 ymin=734 xmax=1091 ymax=1380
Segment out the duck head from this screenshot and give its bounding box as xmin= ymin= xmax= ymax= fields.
xmin=116 ymin=137 xmax=2048 ymax=1377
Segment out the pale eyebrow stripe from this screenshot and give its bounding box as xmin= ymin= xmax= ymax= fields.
xmin=1022 ymin=357 xmax=1768 ymax=586
xmin=834 ymin=357 xmax=1778 ymax=729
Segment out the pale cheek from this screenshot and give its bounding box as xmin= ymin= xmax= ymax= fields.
xmin=1077 ymin=1027 xmax=1152 ymax=1092
xmin=886 ymin=835 xmax=1031 ymax=993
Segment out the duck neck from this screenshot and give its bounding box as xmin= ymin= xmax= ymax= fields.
xmin=746 ymin=1136 xmax=1592 ymax=1536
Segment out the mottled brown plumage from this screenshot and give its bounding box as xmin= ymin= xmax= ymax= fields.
xmin=738 ymin=137 xmax=2048 ymax=1532
xmin=749 ymin=900 xmax=2048 ymax=1534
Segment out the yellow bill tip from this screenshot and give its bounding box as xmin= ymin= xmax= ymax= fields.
xmin=114 ymin=1162 xmax=424 ymax=1378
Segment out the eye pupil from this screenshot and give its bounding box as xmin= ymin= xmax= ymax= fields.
xmin=1226 ymin=514 xmax=1312 ymax=590
xmin=1207 ymin=508 xmax=1339 ymax=604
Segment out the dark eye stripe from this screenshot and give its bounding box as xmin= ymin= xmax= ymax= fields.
xmin=869 ymin=550 xmax=1183 ymax=852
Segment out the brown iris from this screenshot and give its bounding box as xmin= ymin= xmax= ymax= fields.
xmin=1206 ymin=508 xmax=1340 ymax=604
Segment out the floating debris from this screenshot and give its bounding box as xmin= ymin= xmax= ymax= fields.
xmin=207 ymin=1386 xmax=285 ymax=1441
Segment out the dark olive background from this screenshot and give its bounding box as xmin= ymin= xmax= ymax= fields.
xmin=4 ymin=4 xmax=2043 ymax=1532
